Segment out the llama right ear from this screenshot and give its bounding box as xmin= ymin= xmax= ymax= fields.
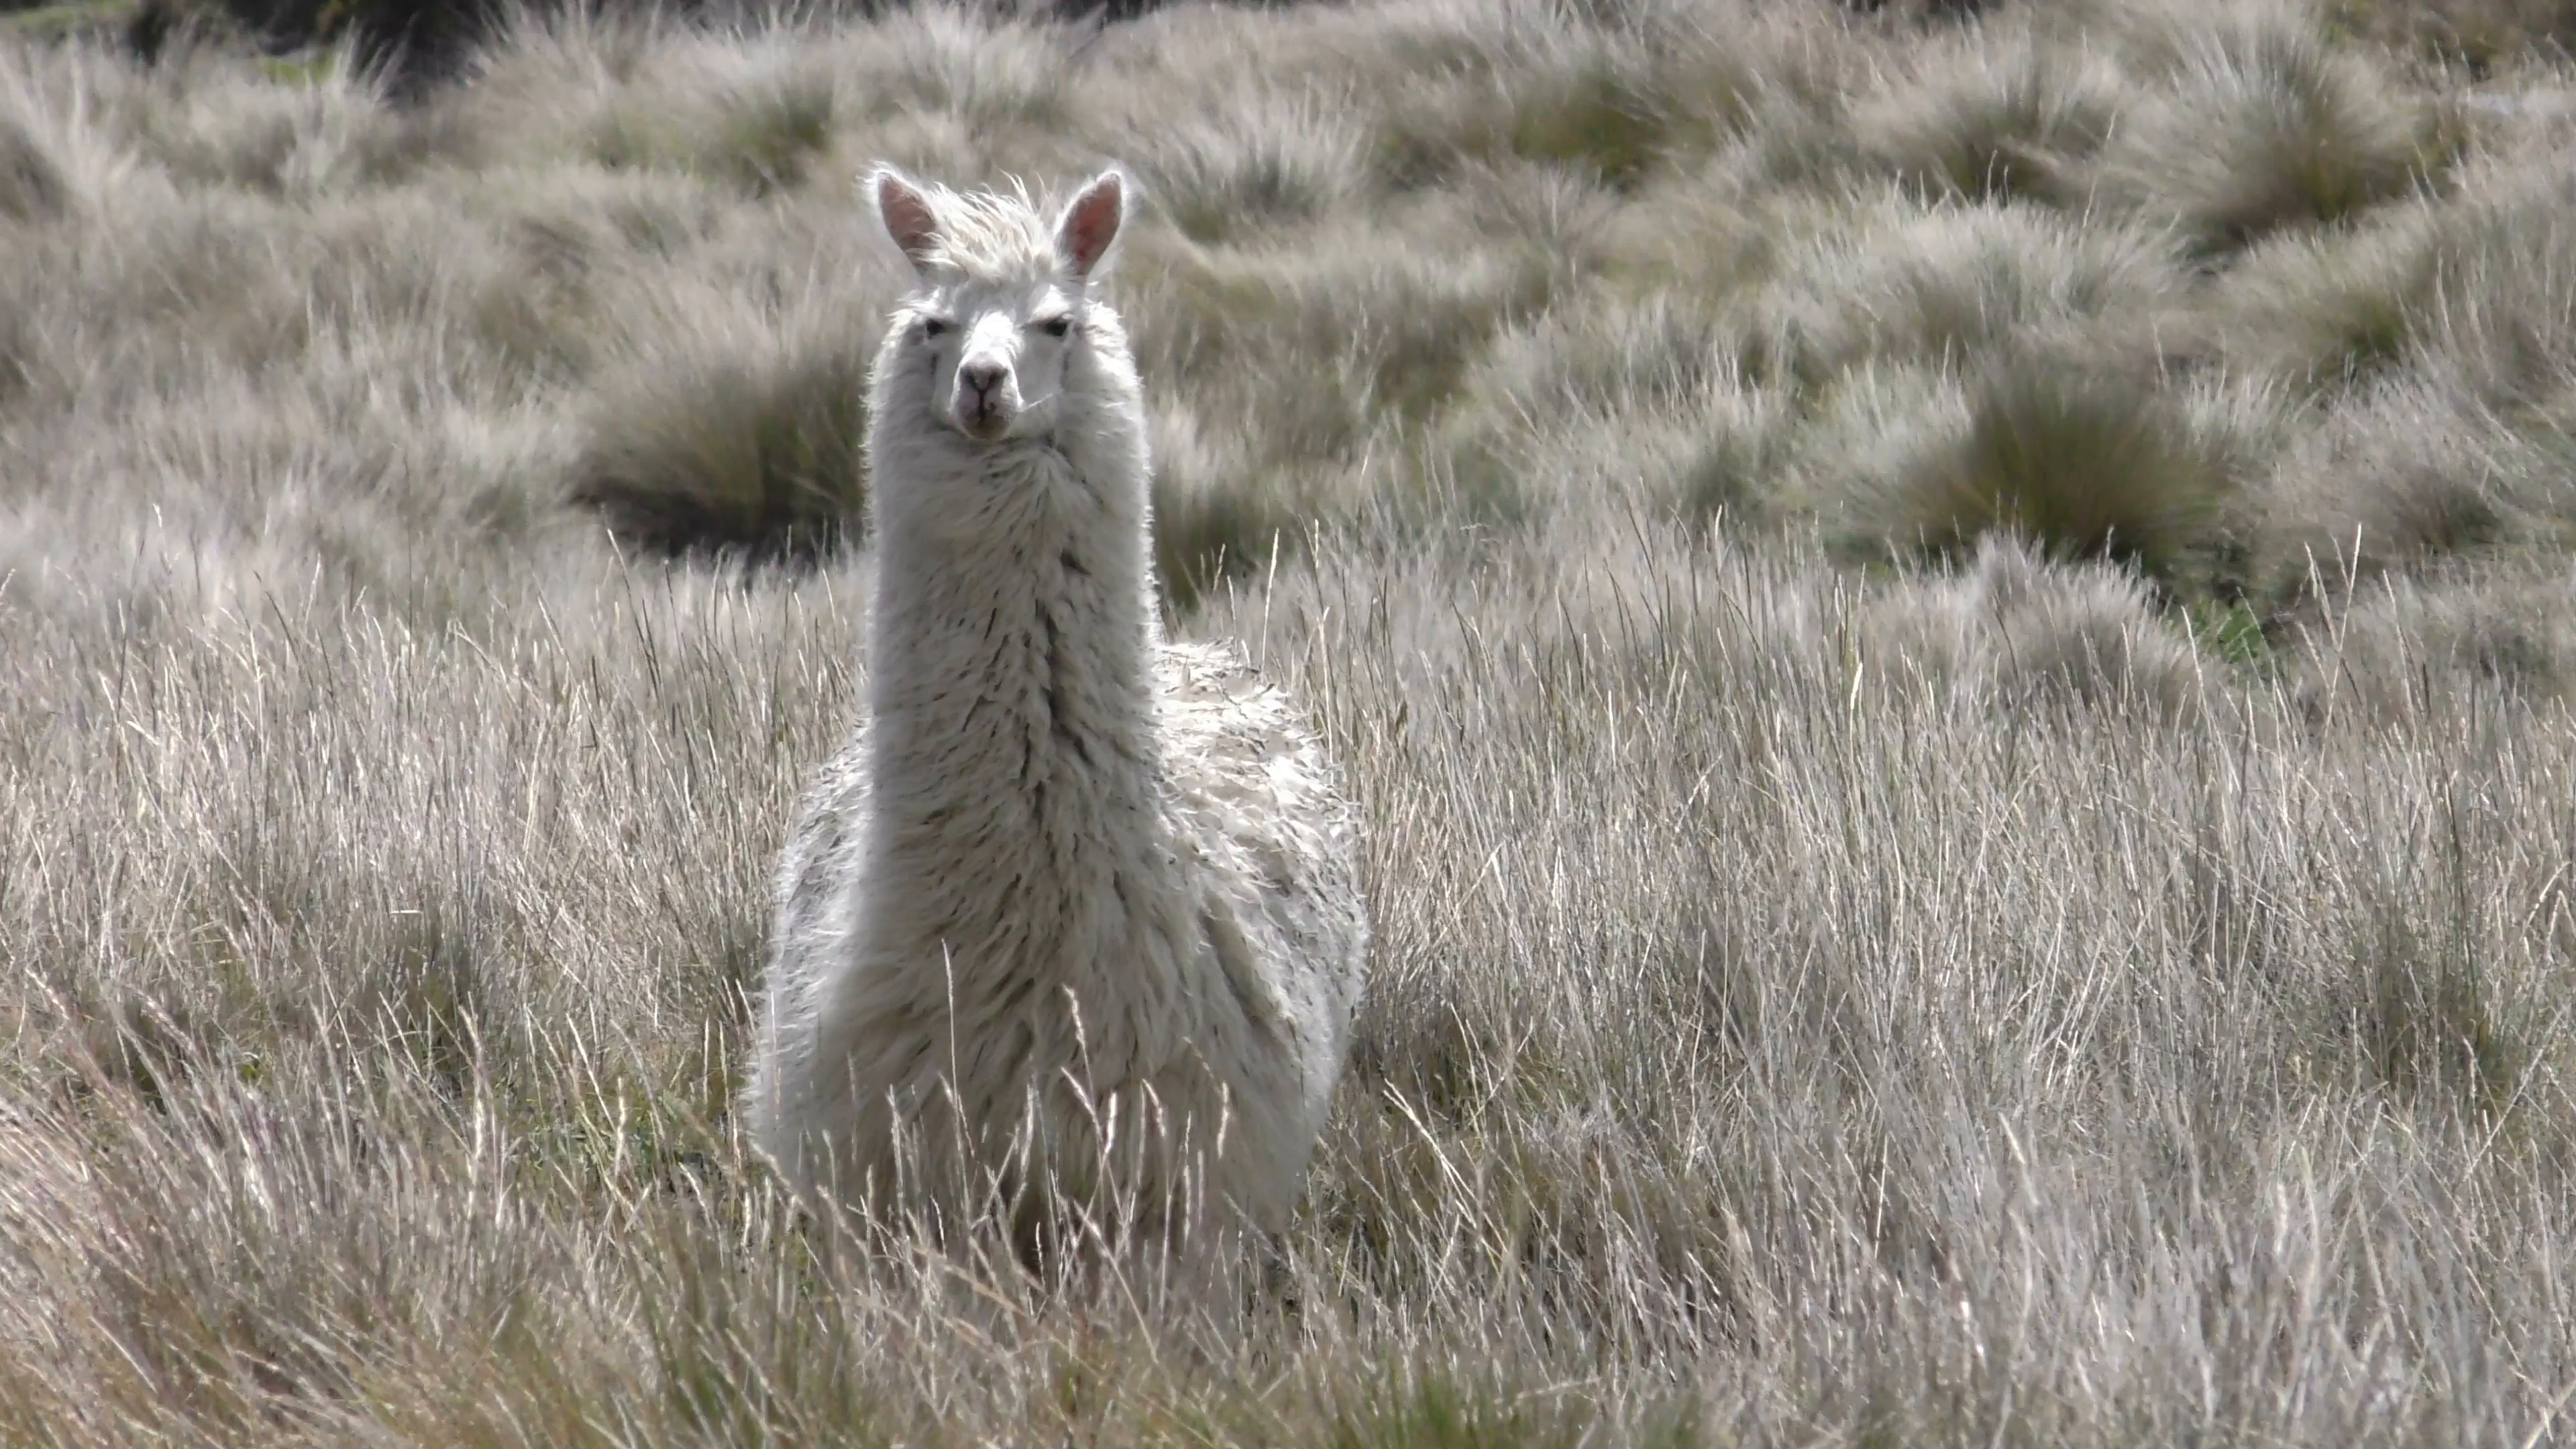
xmin=873 ymin=166 xmax=941 ymax=271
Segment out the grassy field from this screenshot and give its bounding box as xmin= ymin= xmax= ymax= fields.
xmin=7 ymin=0 xmax=2576 ymax=1440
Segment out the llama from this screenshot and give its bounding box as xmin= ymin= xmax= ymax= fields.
xmin=743 ymin=165 xmax=1367 ymax=1262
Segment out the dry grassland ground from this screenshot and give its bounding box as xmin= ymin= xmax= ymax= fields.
xmin=7 ymin=0 xmax=2576 ymax=1441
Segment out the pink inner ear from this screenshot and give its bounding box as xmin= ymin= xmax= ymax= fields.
xmin=1057 ymin=174 xmax=1124 ymax=278
xmin=877 ymin=172 xmax=941 ymax=266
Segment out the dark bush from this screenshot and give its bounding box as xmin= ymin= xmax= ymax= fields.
xmin=125 ymin=0 xmax=1226 ymax=97
xmin=126 ymin=0 xmax=512 ymax=93
xmin=568 ymin=332 xmax=871 ymax=569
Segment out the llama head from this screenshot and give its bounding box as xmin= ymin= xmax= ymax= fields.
xmin=869 ymin=165 xmax=1130 ymax=445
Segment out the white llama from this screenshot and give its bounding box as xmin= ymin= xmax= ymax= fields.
xmin=743 ymin=165 xmax=1367 ymax=1260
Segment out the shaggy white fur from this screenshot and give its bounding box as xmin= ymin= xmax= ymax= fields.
xmin=743 ymin=166 xmax=1367 ymax=1260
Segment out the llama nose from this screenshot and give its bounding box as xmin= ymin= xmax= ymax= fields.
xmin=959 ymin=362 xmax=1006 ymax=399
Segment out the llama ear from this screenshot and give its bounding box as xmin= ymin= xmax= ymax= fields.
xmin=873 ymin=166 xmax=941 ymax=271
xmin=1055 ymin=169 xmax=1126 ymax=280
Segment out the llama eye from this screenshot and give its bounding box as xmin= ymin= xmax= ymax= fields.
xmin=920 ymin=317 xmax=952 ymax=339
xmin=1035 ymin=316 xmax=1071 ymax=339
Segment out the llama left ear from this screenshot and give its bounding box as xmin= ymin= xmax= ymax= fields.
xmin=873 ymin=164 xmax=943 ymax=272
xmin=1055 ymin=170 xmax=1126 ymax=280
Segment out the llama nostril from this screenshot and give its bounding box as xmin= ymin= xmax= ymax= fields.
xmin=959 ymin=362 xmax=1006 ymax=398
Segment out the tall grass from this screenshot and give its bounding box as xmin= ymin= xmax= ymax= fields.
xmin=7 ymin=0 xmax=2576 ymax=1442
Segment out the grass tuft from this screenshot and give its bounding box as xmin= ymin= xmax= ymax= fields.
xmin=2206 ymin=209 xmax=2439 ymax=390
xmin=2094 ymin=9 xmax=2446 ymax=256
xmin=1745 ymin=199 xmax=2180 ymax=388
xmin=1804 ymin=353 xmax=2233 ymax=588
xmin=1432 ymin=290 xmax=1792 ymax=524
xmin=2292 ymin=560 xmax=2576 ymax=719
xmin=570 ymin=321 xmax=872 ymax=567
xmin=1864 ymin=531 xmax=2210 ymax=718
xmin=1851 ymin=31 xmax=2126 ymax=209
xmin=2337 ymin=784 xmax=2535 ymax=1124
xmin=1503 ymin=54 xmax=1672 ymax=186
xmin=1126 ymin=91 xmax=1364 ymax=245
xmin=1148 ymin=402 xmax=1311 ymax=610
xmin=1366 ymin=9 xmax=1777 ymax=193
xmin=2328 ymin=0 xmax=2576 ymax=70
xmin=1124 ymin=217 xmax=1557 ymax=472
xmin=2407 ymin=179 xmax=2576 ymax=412
xmin=590 ymin=65 xmax=837 ymax=197
xmin=1321 ymin=1362 xmax=1611 ymax=1449
xmin=2255 ymin=373 xmax=2566 ymax=594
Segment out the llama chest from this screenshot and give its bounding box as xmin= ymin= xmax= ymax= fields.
xmin=839 ymin=833 xmax=1199 ymax=1100
xmin=852 ymin=718 xmax=1194 ymax=1075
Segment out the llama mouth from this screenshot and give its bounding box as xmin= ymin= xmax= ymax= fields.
xmin=954 ymin=406 xmax=1015 ymax=441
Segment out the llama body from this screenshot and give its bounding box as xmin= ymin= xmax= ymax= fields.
xmin=745 ymin=168 xmax=1365 ymax=1251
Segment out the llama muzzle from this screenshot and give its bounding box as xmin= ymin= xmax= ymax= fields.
xmin=953 ymin=358 xmax=1016 ymax=439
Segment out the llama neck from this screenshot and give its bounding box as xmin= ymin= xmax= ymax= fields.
xmin=868 ymin=463 xmax=1159 ymax=756
xmin=860 ymin=436 xmax=1169 ymax=948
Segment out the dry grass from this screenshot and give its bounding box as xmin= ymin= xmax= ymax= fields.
xmin=8 ymin=0 xmax=2576 ymax=1442
xmin=2332 ymin=0 xmax=2576 ymax=69
xmin=2088 ymin=0 xmax=2452 ymax=256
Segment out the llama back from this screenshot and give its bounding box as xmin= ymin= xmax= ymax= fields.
xmin=744 ymin=720 xmax=873 ymax=1176
xmin=1154 ymin=639 xmax=1368 ymax=1139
